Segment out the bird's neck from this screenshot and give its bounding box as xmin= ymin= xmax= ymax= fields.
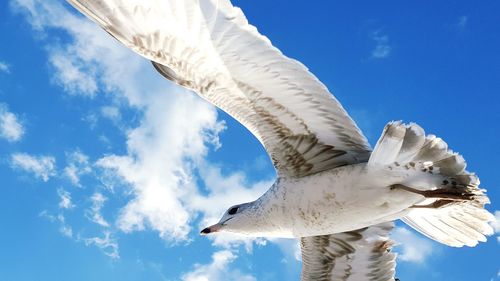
xmin=241 ymin=181 xmax=295 ymax=238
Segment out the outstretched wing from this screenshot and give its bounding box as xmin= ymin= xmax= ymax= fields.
xmin=67 ymin=0 xmax=371 ymax=177
xmin=300 ymin=222 xmax=397 ymax=281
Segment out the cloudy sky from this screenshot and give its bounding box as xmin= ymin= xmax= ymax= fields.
xmin=1 ymin=0 xmax=499 ymax=280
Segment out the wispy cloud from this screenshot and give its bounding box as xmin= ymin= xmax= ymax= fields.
xmin=82 ymin=231 xmax=119 ymax=259
xmin=371 ymin=30 xmax=392 ymax=59
xmin=58 ymin=189 xmax=75 ymax=210
xmin=0 ymin=61 xmax=10 ymax=73
xmin=446 ymin=15 xmax=469 ymax=33
xmin=11 ymin=0 xmax=123 ymax=98
xmin=39 ymin=211 xmax=74 ymax=238
xmin=0 ymin=103 xmax=24 ymax=142
xmin=100 ymin=105 xmax=121 ymax=122
xmin=392 ymin=227 xmax=434 ymax=263
xmin=10 ymin=153 xmax=56 ymax=182
xmin=58 ymin=215 xmax=74 ymax=238
xmin=85 ymin=192 xmax=110 ymax=227
xmin=490 ymin=210 xmax=500 ymax=244
xmin=42 ymin=189 xmax=117 ymax=258
xmin=64 ymin=150 xmax=91 ymax=187
xmin=181 ymin=250 xmax=256 ymax=281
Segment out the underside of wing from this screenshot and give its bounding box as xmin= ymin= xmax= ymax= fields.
xmin=67 ymin=0 xmax=371 ymax=177
xmin=300 ymin=222 xmax=397 ymax=281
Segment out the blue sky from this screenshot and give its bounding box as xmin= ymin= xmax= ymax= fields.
xmin=1 ymin=0 xmax=499 ymax=280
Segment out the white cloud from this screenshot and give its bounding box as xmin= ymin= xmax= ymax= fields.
xmin=82 ymin=231 xmax=119 ymax=259
xmin=11 ymin=153 xmax=56 ymax=182
xmin=0 ymin=104 xmax=24 ymax=142
xmin=0 ymin=61 xmax=10 ymax=73
xmin=85 ymin=192 xmax=110 ymax=227
xmin=489 ymin=210 xmax=500 ymax=243
xmin=392 ymin=227 xmax=434 ymax=263
xmin=181 ymin=250 xmax=256 ymax=281
xmin=371 ymin=31 xmax=391 ymax=59
xmin=95 ymin=91 xmax=225 ymax=241
xmin=64 ymin=150 xmax=91 ymax=186
xmin=58 ymin=189 xmax=75 ymax=210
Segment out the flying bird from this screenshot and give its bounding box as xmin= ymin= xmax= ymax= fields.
xmin=67 ymin=0 xmax=494 ymax=280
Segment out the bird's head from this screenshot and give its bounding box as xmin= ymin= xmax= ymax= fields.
xmin=200 ymin=202 xmax=254 ymax=235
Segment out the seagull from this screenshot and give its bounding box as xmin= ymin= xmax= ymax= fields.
xmin=67 ymin=1 xmax=494 ymax=280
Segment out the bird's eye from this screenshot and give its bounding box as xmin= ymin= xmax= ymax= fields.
xmin=228 ymin=207 xmax=239 ymax=215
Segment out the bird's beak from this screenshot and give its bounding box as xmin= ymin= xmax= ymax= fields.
xmin=200 ymin=223 xmax=222 ymax=235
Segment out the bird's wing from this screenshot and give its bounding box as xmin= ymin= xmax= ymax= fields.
xmin=67 ymin=0 xmax=371 ymax=177
xmin=300 ymin=222 xmax=397 ymax=281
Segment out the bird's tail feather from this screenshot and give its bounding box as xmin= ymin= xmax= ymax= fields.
xmin=369 ymin=121 xmax=494 ymax=247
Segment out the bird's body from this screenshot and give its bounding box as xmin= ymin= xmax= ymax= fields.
xmin=66 ymin=0 xmax=495 ymax=279
xmin=227 ymin=163 xmax=421 ymax=238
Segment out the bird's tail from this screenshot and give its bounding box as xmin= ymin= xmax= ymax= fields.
xmin=369 ymin=121 xmax=494 ymax=247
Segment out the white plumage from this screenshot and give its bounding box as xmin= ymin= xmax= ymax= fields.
xmin=66 ymin=1 xmax=494 ymax=280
